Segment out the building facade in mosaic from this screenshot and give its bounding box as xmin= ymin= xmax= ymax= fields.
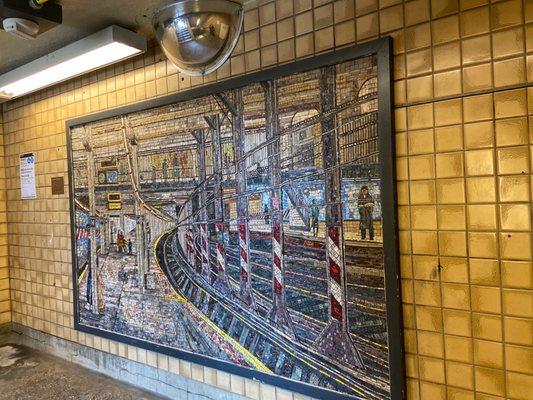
xmin=68 ymin=42 xmax=400 ymax=400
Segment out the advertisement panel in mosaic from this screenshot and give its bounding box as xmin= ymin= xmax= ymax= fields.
xmin=68 ymin=44 xmax=400 ymax=400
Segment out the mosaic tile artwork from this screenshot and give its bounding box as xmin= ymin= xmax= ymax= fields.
xmin=69 ymin=51 xmax=398 ymax=400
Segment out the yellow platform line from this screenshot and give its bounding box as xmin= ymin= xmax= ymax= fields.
xmin=78 ymin=264 xmax=88 ymax=285
xmin=154 ymin=231 xmax=272 ymax=374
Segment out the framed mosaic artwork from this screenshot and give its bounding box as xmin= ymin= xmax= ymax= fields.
xmin=67 ymin=37 xmax=403 ymax=400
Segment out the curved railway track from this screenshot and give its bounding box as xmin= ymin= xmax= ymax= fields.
xmin=156 ymin=229 xmax=390 ymax=399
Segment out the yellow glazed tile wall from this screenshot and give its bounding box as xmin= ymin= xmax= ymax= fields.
xmin=1 ymin=1 xmax=532 ymax=399
xmin=0 ymin=111 xmax=8 ymax=325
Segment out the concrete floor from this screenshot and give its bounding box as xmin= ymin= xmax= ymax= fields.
xmin=0 ymin=344 xmax=168 ymax=400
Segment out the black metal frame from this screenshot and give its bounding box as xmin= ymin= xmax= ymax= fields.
xmin=66 ymin=37 xmax=404 ymax=400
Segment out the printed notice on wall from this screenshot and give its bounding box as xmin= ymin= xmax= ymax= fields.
xmin=20 ymin=152 xmax=36 ymax=199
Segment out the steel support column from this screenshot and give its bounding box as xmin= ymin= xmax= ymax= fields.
xmin=195 ymin=129 xmax=211 ymax=282
xmin=188 ymin=226 xmax=195 ymax=264
xmin=144 ymin=220 xmax=151 ymax=273
xmin=263 ymin=81 xmax=295 ymax=337
xmin=101 ymin=216 xmax=108 ymax=255
xmin=232 ymin=89 xmax=254 ymax=308
xmin=82 ymin=133 xmax=101 ymax=314
xmin=314 ymin=66 xmax=365 ymax=369
xmin=190 ymin=181 xmax=200 ymax=270
xmin=208 ymin=114 xmax=233 ymax=296
xmin=186 ymin=202 xmax=195 ymax=265
xmin=129 ymin=137 xmax=147 ymax=292
xmin=107 ymin=217 xmax=112 ymax=252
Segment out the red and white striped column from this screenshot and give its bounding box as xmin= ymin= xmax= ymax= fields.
xmin=213 ymin=222 xmax=232 ymax=295
xmin=238 ymin=221 xmax=253 ymax=305
xmin=267 ymin=191 xmax=295 ymax=337
xmin=238 ymin=222 xmax=248 ymax=274
xmin=200 ymin=222 xmax=211 ymax=281
xmin=326 ymin=226 xmax=344 ymax=323
xmin=206 ymin=113 xmax=233 ymax=296
xmin=262 ymin=80 xmax=294 ymax=336
xmin=232 ymin=89 xmax=254 ymax=308
xmin=316 ymin=223 xmax=364 ymax=369
xmin=215 ymin=223 xmax=226 ymax=273
xmin=271 ymin=212 xmax=283 ymax=295
xmin=314 ymin=65 xmax=365 ymax=369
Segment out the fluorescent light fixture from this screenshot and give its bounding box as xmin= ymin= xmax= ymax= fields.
xmin=0 ymin=25 xmax=146 ymax=100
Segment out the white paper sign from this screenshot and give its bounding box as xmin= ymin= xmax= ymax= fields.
xmin=20 ymin=153 xmax=36 ymax=199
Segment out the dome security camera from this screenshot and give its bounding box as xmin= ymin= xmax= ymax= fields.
xmin=153 ymin=0 xmax=244 ymax=76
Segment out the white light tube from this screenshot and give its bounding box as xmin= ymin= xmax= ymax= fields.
xmin=0 ymin=25 xmax=146 ymax=100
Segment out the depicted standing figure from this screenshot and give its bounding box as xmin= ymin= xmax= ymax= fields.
xmin=358 ymin=185 xmax=375 ymax=240
xmin=180 ymin=152 xmax=188 ymax=180
xmin=263 ymin=203 xmax=270 ymax=225
xmin=117 ymin=231 xmax=126 ymax=253
xmin=172 ymin=153 xmax=180 ymax=181
xmin=311 ymin=199 xmax=320 ymax=237
xmin=127 ymin=239 xmax=133 ymax=255
xmin=162 ymin=157 xmax=168 ymax=181
xmin=224 ymin=150 xmax=231 ymax=174
xmin=151 ymin=165 xmax=157 ymax=183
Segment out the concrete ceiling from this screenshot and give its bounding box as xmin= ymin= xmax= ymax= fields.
xmin=0 ymin=0 xmax=164 ymax=75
